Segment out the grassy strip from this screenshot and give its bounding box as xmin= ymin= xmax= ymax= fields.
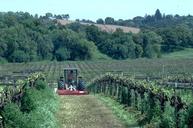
xmin=1 ymin=80 xmax=59 ymax=128
xmin=96 ymin=94 xmax=140 ymax=128
xmin=163 ymin=48 xmax=193 ymax=59
xmin=57 ymin=95 xmax=126 ymax=128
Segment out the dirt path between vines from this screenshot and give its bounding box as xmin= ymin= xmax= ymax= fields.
xmin=57 ymin=95 xmax=126 ymax=128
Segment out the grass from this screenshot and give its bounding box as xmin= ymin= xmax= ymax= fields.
xmin=163 ymin=48 xmax=193 ymax=59
xmin=1 ymin=80 xmax=59 ymax=128
xmin=57 ymin=95 xmax=126 ymax=128
xmin=96 ymin=94 xmax=140 ymax=127
xmin=92 ymin=48 xmax=112 ymax=60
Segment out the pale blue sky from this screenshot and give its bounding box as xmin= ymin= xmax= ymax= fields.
xmin=0 ymin=0 xmax=193 ymax=21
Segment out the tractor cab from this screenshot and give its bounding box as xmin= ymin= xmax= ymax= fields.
xmin=64 ymin=68 xmax=78 ymax=89
xmin=57 ymin=68 xmax=88 ymax=95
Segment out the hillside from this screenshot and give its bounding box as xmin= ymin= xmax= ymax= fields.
xmin=57 ymin=19 xmax=140 ymax=33
xmin=162 ymin=48 xmax=193 ymax=59
xmin=1 ymin=11 xmax=193 ymax=63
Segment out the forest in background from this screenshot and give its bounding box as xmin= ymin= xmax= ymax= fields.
xmin=0 ymin=9 xmax=193 ymax=63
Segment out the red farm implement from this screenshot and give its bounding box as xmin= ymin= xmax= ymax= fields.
xmin=56 ymin=68 xmax=88 ymax=95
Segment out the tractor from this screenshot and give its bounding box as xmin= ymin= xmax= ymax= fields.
xmin=56 ymin=68 xmax=88 ymax=95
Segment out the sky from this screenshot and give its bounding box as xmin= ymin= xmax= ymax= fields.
xmin=0 ymin=0 xmax=193 ymax=21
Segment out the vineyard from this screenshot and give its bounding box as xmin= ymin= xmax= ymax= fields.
xmin=88 ymin=73 xmax=193 ymax=127
xmin=0 ymin=59 xmax=193 ymax=127
xmin=1 ymin=58 xmax=193 ymax=83
xmin=0 ymin=73 xmax=59 ymax=128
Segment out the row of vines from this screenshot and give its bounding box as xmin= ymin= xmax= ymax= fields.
xmin=88 ymin=73 xmax=193 ymax=128
xmin=1 ymin=59 xmax=193 ymax=83
xmin=0 ymin=72 xmax=59 ymax=128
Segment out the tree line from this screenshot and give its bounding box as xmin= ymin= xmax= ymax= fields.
xmin=0 ymin=12 xmax=96 ymax=63
xmin=0 ymin=10 xmax=193 ymax=63
xmin=95 ymin=9 xmax=193 ymax=28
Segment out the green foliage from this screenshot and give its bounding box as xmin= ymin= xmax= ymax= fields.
xmin=155 ymin=9 xmax=162 ymax=21
xmin=21 ymin=89 xmax=39 ymax=112
xmin=88 ymin=73 xmax=191 ymax=127
xmin=105 ymin=17 xmax=115 ymax=24
xmin=158 ymin=25 xmax=193 ymax=52
xmin=36 ymin=35 xmax=53 ymax=60
xmin=52 ymin=29 xmax=95 ymax=60
xmin=135 ymin=44 xmax=143 ymax=58
xmin=162 ymin=48 xmax=193 ymax=59
xmin=95 ymin=9 xmax=193 ymax=29
xmin=91 ymin=48 xmax=112 ymax=60
xmin=1 ymin=10 xmax=193 ymax=62
xmin=70 ymin=39 xmax=96 ymax=60
xmin=159 ymin=102 xmax=175 ymax=128
xmin=0 ymin=43 xmax=7 ymax=57
xmin=96 ymin=18 xmax=104 ymax=24
xmin=9 ymin=50 xmax=30 ymax=62
xmin=93 ymin=29 xmax=138 ymax=59
xmin=85 ymin=25 xmax=105 ymax=44
xmin=91 ymin=10 xmax=193 ymax=58
xmin=55 ymin=47 xmax=70 ymax=61
xmin=0 ymin=57 xmax=7 ymax=64
xmin=134 ymin=31 xmax=163 ymax=58
xmin=0 ymin=12 xmax=98 ymax=62
xmin=2 ymin=103 xmax=26 ymax=128
xmin=97 ymin=94 xmax=139 ymax=127
xmin=185 ymin=103 xmax=193 ymax=127
xmin=83 ymin=21 xmax=164 ymax=59
xmin=35 ymin=79 xmax=47 ymax=90
xmin=26 ymin=88 xmax=59 ymax=128
xmin=1 ymin=78 xmax=59 ymax=128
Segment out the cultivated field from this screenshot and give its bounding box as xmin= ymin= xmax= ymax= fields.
xmin=1 ymin=58 xmax=193 ymax=83
xmin=1 ymin=58 xmax=193 ymax=127
xmin=57 ymin=19 xmax=140 ymax=33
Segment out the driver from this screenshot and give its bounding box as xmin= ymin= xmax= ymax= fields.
xmin=67 ymin=70 xmax=74 ymax=84
xmin=68 ymin=80 xmax=76 ymax=91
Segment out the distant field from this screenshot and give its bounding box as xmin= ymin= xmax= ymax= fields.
xmin=57 ymin=19 xmax=140 ymax=33
xmin=1 ymin=58 xmax=193 ymax=83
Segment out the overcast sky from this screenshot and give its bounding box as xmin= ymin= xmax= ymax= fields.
xmin=1 ymin=0 xmax=193 ymax=21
